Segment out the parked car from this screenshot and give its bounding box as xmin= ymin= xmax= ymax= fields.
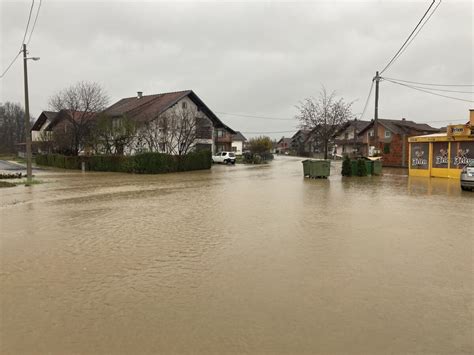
xmin=212 ymin=151 xmax=236 ymax=164
xmin=460 ymin=161 xmax=474 ymax=191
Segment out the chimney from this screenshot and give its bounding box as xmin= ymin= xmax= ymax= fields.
xmin=137 ymin=91 xmax=143 ymax=99
xmin=401 ymin=117 xmax=406 ymax=121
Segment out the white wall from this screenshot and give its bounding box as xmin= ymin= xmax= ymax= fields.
xmin=231 ymin=140 xmax=243 ymax=155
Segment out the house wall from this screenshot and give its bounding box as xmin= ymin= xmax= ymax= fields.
xmin=131 ymin=96 xmax=215 ymax=155
xmin=231 ymin=140 xmax=243 ymax=155
xmin=32 ymin=119 xmax=53 ymax=142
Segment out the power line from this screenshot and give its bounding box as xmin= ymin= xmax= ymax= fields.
xmin=384 ymin=78 xmax=474 ymax=103
xmin=358 ymin=81 xmax=374 ymax=120
xmin=385 ymin=80 xmax=473 ymax=94
xmin=393 ymin=0 xmax=441 ymax=67
xmin=216 ymin=111 xmax=295 ymax=121
xmin=382 ymin=76 xmax=474 ymax=87
xmin=26 ymin=0 xmax=42 ymax=45
xmin=0 ymin=0 xmax=35 ymax=79
xmin=241 ymin=130 xmax=296 ymax=134
xmin=0 ymin=51 xmax=22 ymax=79
xmin=20 ymin=0 xmax=35 ymax=47
xmin=379 ymin=0 xmax=436 ymax=74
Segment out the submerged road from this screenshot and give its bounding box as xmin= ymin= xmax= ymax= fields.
xmin=1 ymin=156 xmax=472 ymax=354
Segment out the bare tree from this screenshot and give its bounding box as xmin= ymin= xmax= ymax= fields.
xmin=295 ymin=87 xmax=354 ymax=159
xmin=89 ymin=114 xmax=136 ymax=155
xmin=137 ymin=106 xmax=203 ymax=156
xmin=0 ymin=102 xmax=27 ymax=154
xmin=49 ymin=81 xmax=109 ymax=155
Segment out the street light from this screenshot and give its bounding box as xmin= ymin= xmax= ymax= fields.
xmin=23 ymin=44 xmax=40 ymax=185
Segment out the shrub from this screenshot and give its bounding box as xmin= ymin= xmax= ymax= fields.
xmin=88 ymin=155 xmax=134 ymax=172
xmin=133 ymin=152 xmax=177 ymax=173
xmin=36 ymin=151 xmax=212 ymax=174
xmin=342 ymin=155 xmax=352 ymax=176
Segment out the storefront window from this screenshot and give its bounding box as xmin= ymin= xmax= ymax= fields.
xmin=432 ymin=142 xmax=449 ymax=168
xmin=410 ymin=143 xmax=429 ymax=169
xmin=450 ymin=141 xmax=474 ymax=169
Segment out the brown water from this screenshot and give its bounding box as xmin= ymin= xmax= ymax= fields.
xmin=1 ymin=156 xmax=473 ymax=354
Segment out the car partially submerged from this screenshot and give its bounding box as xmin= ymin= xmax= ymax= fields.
xmin=212 ymin=151 xmax=236 ymax=164
xmin=460 ymin=161 xmax=474 ymax=191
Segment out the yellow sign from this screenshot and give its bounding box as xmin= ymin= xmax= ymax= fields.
xmin=447 ymin=124 xmax=471 ymax=137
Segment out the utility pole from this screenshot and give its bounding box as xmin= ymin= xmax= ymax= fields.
xmin=373 ymin=71 xmax=380 ymax=154
xmin=23 ymin=43 xmax=33 ymax=184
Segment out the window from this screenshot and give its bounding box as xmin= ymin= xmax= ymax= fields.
xmin=159 ymin=143 xmax=166 ymax=151
xmin=344 ymin=132 xmax=349 ymax=140
xmin=384 ymin=130 xmax=391 ymax=138
xmin=182 ymin=101 xmax=187 ymax=109
xmin=217 ymin=129 xmax=224 ymax=137
xmin=369 ymin=130 xmax=374 ymax=137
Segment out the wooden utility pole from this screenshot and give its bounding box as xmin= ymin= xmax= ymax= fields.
xmin=23 ymin=43 xmax=33 ymax=184
xmin=373 ymin=71 xmax=380 ymax=154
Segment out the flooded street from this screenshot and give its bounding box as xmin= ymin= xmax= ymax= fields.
xmin=1 ymin=156 xmax=472 ymax=354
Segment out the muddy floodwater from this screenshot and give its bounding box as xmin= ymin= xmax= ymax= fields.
xmin=1 ymin=156 xmax=472 ymax=354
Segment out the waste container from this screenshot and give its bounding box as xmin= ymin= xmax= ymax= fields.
xmin=302 ymin=159 xmax=330 ymax=178
xmin=302 ymin=160 xmax=311 ymax=177
xmin=372 ymin=160 xmax=382 ymax=175
xmin=365 ymin=160 xmax=373 ymax=175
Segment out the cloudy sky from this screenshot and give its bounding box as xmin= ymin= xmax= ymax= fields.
xmin=1 ymin=0 xmax=472 ymax=138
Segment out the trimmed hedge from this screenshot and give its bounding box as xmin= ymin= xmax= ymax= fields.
xmin=35 ymin=150 xmax=212 ymax=174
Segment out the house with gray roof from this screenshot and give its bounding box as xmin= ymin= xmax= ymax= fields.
xmin=103 ymin=90 xmax=235 ymax=154
xmin=357 ymin=118 xmax=439 ymax=167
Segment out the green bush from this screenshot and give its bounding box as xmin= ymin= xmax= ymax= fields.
xmin=133 ymin=152 xmax=177 ymax=173
xmin=356 ymin=159 xmax=368 ymax=176
xmin=36 ymin=151 xmax=212 ymax=174
xmin=342 ymin=155 xmax=352 ymax=176
xmin=88 ymin=155 xmax=134 ymax=172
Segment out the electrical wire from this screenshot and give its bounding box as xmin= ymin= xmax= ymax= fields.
xmin=382 ymin=77 xmax=474 ymax=87
xmin=386 ymin=82 xmax=473 ymax=94
xmin=384 ymin=78 xmax=474 ymax=103
xmin=379 ymin=0 xmax=436 ymax=75
xmin=216 ymin=111 xmax=295 ymax=121
xmin=391 ymin=0 xmax=441 ymax=68
xmin=358 ymin=81 xmax=374 ymax=120
xmin=20 ymin=0 xmax=35 ymax=47
xmin=241 ymin=130 xmax=297 ymax=134
xmin=26 ymin=0 xmax=42 ymax=45
xmin=0 ymin=51 xmax=22 ymax=79
xmin=0 ymin=0 xmax=35 ymax=79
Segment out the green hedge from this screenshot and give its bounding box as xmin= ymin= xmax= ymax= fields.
xmin=35 ymin=150 xmax=212 ymax=174
xmin=35 ymin=154 xmax=82 ymax=169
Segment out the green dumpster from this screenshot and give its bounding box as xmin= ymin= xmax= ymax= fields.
xmin=302 ymin=160 xmax=311 ymax=177
xmin=365 ymin=160 xmax=373 ymax=175
xmin=302 ymin=159 xmax=330 ymax=178
xmin=372 ymin=160 xmax=382 ymax=175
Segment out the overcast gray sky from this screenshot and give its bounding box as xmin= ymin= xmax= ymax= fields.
xmin=1 ymin=0 xmax=473 ymax=138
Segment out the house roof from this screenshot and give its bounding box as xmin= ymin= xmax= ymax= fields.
xmin=333 ymin=120 xmax=371 ymax=137
xmin=102 ymin=90 xmax=235 ymax=133
xmin=291 ymin=129 xmax=311 ymax=140
xmin=233 ymin=131 xmax=247 ymax=141
xmin=358 ymin=118 xmax=439 ymax=136
xmin=31 ymin=111 xmax=59 ymax=131
xmin=277 ymin=137 xmax=292 ymax=145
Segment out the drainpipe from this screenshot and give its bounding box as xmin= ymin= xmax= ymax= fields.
xmin=402 ymin=134 xmax=406 ymax=167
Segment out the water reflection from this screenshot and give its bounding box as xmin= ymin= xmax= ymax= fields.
xmin=1 ymin=156 xmax=472 ymax=354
